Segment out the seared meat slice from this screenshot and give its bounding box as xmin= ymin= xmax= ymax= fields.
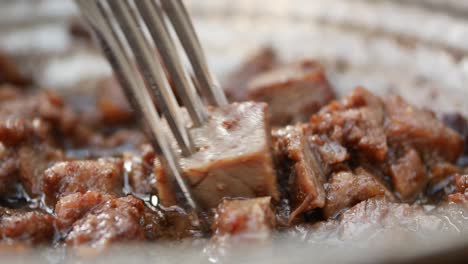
xmin=274 ymin=125 xmax=326 ymax=221
xmin=223 ymin=47 xmax=278 ymax=102
xmin=0 ymin=207 xmax=55 ymax=244
xmin=385 ymin=95 xmax=463 ymax=163
xmin=42 ymin=159 xmax=123 ymax=205
xmin=389 ymin=148 xmax=428 ymax=201
xmin=324 ymin=168 xmax=393 ymax=218
xmin=55 ymin=191 xmax=113 ymax=233
xmin=309 ymin=87 xmax=387 ymax=162
xmin=97 ymin=76 xmax=133 ymax=124
xmin=447 ymin=174 xmax=468 ymax=204
xmin=65 ymin=196 xmax=161 ymax=247
xmin=213 ymin=197 xmax=275 ymax=238
xmin=248 ymin=60 xmax=335 ymax=126
xmin=181 ymin=102 xmax=278 ymax=209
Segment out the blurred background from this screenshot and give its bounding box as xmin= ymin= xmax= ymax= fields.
xmin=0 ymin=0 xmax=467 ymax=117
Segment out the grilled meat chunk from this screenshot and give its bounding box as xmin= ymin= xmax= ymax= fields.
xmin=248 ymin=60 xmax=335 ymax=126
xmin=223 ymin=47 xmax=278 ymax=102
xmin=42 ymin=159 xmax=123 ymax=205
xmin=181 ymin=102 xmax=279 ymax=209
xmin=0 ymin=207 xmax=55 ymax=244
xmin=274 ymin=125 xmax=326 ymax=221
xmin=324 ymin=168 xmax=394 ymax=218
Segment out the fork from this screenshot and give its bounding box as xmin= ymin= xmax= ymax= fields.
xmin=75 ymin=0 xmax=227 ymax=216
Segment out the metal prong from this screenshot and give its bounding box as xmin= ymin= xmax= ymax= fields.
xmin=76 ymin=0 xmax=199 ymax=212
xmin=135 ymin=0 xmax=207 ymax=127
xmin=106 ymin=0 xmax=194 ymax=156
xmin=161 ymin=0 xmax=228 ymax=107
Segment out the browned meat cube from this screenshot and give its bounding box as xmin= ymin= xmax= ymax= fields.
xmin=181 ymin=102 xmax=279 ymax=209
xmin=389 ymin=148 xmax=428 ymax=201
xmin=223 ymin=47 xmax=278 ymax=102
xmin=65 ymin=196 xmax=160 ymax=247
xmin=0 ymin=207 xmax=55 ymax=244
xmin=55 ymin=191 xmax=113 ymax=233
xmin=274 ymin=125 xmax=326 ymax=221
xmin=309 ymin=87 xmax=387 ymax=162
xmin=385 ymin=95 xmax=463 ymax=163
xmin=0 ymin=90 xmax=68 ymax=145
xmin=324 ymin=168 xmax=394 ymax=218
xmin=97 ymin=76 xmax=133 ymax=124
xmin=42 ymin=159 xmax=123 ymax=205
xmin=248 ymin=60 xmax=335 ymax=126
xmin=213 ymin=197 xmax=275 ymax=237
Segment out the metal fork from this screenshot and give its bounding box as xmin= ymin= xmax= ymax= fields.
xmin=75 ymin=0 xmax=227 ymax=215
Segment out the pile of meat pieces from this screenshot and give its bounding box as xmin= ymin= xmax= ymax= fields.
xmin=0 ymin=85 xmax=197 ymax=248
xmin=1 ymin=45 xmax=467 ymax=250
xmin=272 ymin=87 xmax=465 ymax=225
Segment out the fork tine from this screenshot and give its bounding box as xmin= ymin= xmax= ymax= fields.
xmin=106 ymin=0 xmax=194 ymax=156
xmin=135 ymin=0 xmax=207 ymax=128
xmin=76 ymin=0 xmax=200 ymax=212
xmin=161 ymin=0 xmax=228 ymax=107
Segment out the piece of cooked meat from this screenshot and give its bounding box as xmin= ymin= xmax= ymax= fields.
xmin=213 ymin=197 xmax=275 ymax=237
xmin=0 ymin=207 xmax=55 ymax=244
xmin=223 ymin=47 xmax=278 ymax=102
xmin=55 ymin=191 xmax=113 ymax=234
xmin=324 ymin=168 xmax=394 ymax=219
xmin=180 ymin=102 xmax=279 ymax=209
xmin=97 ymin=76 xmax=133 ymax=124
xmin=42 ymin=159 xmax=123 ymax=205
xmin=248 ymin=60 xmax=335 ymax=126
xmin=65 ymin=196 xmax=159 ymax=247
xmin=389 ymin=147 xmax=428 ymax=201
xmin=309 ymin=87 xmax=387 ymax=162
xmin=385 ymin=95 xmax=463 ymax=163
xmin=273 ymin=125 xmax=327 ymax=221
